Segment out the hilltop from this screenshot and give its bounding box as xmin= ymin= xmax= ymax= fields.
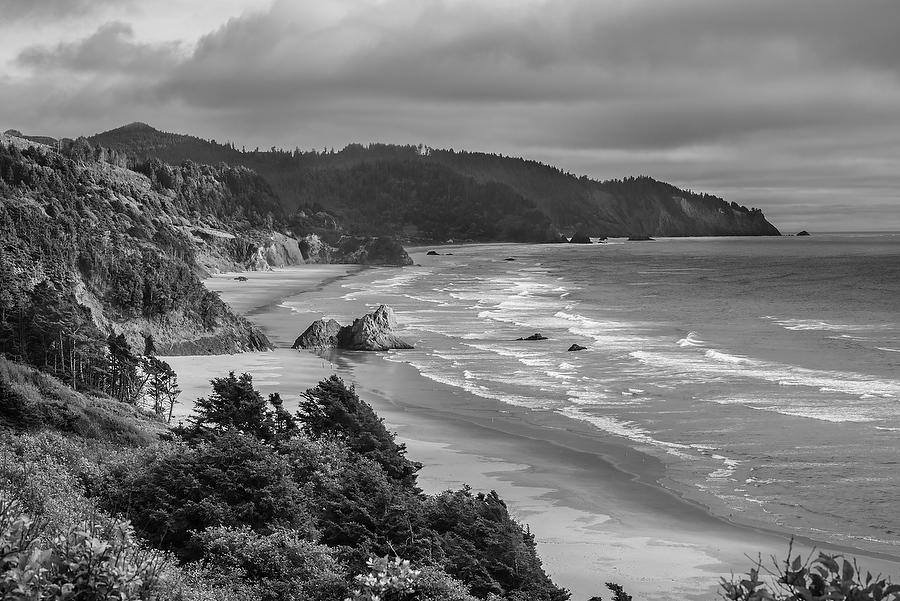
xmin=89 ymin=122 xmax=781 ymax=240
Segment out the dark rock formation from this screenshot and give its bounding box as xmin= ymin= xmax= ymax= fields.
xmin=292 ymin=319 xmax=343 ymax=349
xmin=504 ymin=257 xmax=516 ymax=261
xmin=299 ymin=234 xmax=413 ymax=266
xmin=569 ymin=231 xmax=592 ymax=244
xmin=233 ymin=276 xmax=248 ymax=281
xmin=293 ymin=306 xmax=413 ymax=351
xmin=337 ymin=305 xmax=414 ymax=350
xmin=796 ymin=230 xmax=810 ymax=236
xmin=517 ymin=333 xmax=548 ymax=341
xmin=567 ymin=344 xmax=587 ymax=352
xmin=627 ymin=235 xmax=654 ymax=241
xmin=426 ymin=250 xmax=441 ymax=255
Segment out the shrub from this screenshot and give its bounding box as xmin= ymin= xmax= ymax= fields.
xmin=195 ymin=526 xmax=347 ymax=601
xmin=98 ymin=432 xmax=316 ymax=560
xmin=299 ymin=375 xmax=420 ymax=487
xmin=721 ymin=545 xmax=900 ymax=601
xmin=0 ymin=494 xmax=167 ymax=600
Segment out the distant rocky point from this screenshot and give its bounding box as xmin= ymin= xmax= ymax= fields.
xmin=293 ymin=305 xmax=414 ymax=351
xmin=568 ymin=231 xmax=592 ymax=244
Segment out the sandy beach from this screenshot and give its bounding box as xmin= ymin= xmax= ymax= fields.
xmin=167 ymin=263 xmax=900 ymax=601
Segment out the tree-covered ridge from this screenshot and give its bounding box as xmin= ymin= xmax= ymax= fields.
xmin=89 ymin=123 xmax=781 ymax=240
xmin=0 ymin=135 xmax=274 ymax=398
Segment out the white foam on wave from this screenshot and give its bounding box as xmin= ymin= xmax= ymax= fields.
xmin=764 ymin=316 xmax=893 ymax=333
xmin=876 ymin=347 xmax=900 ymax=353
xmin=704 ymin=349 xmax=754 ymax=365
xmin=632 ymin=348 xmax=900 ymax=419
xmin=707 ymin=454 xmax=740 ymax=481
xmin=553 ymin=310 xmax=651 ymax=351
xmin=558 ymin=406 xmax=694 ymax=459
xmin=383 ymin=353 xmax=545 ymax=408
xmin=676 ymin=331 xmax=706 ymax=347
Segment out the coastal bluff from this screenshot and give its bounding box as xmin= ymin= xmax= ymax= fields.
xmin=293 ymin=305 xmax=414 ymax=351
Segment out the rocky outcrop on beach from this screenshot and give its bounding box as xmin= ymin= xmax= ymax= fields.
xmin=517 ymin=333 xmax=548 ymax=341
xmin=567 ymin=344 xmax=587 ymax=351
xmin=292 ymin=319 xmax=343 ymax=349
xmin=293 ymin=305 xmax=414 ymax=351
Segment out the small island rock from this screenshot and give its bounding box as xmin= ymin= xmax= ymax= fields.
xmin=567 ymin=344 xmax=587 ymax=351
xmin=426 ymin=250 xmax=441 ymax=255
xmin=517 ymin=333 xmax=548 ymax=341
xmin=796 ymin=230 xmax=810 ymax=236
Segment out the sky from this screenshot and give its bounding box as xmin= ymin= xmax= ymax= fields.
xmin=2 ymin=0 xmax=899 ymax=232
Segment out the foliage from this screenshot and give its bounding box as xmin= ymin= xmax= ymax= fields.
xmin=0 ymin=356 xmax=164 ymax=445
xmin=721 ymin=546 xmax=900 ymax=601
xmin=195 ymin=526 xmax=347 ymax=601
xmin=588 ymin=582 xmax=632 ymax=601
xmin=0 ymin=494 xmax=167 ymax=600
xmin=141 ymin=355 xmax=180 ymax=421
xmin=424 ymin=488 xmax=568 ymax=601
xmin=97 ymin=432 xmax=316 ymax=561
xmin=186 ymin=371 xmax=297 ymax=443
xmin=345 ymin=556 xmax=422 ymax=601
xmin=299 ymin=375 xmax=421 ymax=487
xmin=95 ymin=372 xmax=570 ymax=600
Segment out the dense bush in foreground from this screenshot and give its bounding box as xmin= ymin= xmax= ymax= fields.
xmin=97 ymin=372 xmax=568 ymax=601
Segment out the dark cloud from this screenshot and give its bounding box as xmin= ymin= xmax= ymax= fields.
xmin=3 ymin=0 xmax=899 ymax=231
xmin=17 ymin=22 xmax=181 ymax=74
xmin=0 ymin=0 xmax=125 ymax=23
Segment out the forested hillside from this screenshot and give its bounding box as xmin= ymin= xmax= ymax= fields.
xmin=0 ymin=133 xmax=288 ymax=403
xmin=89 ymin=122 xmax=780 ymax=240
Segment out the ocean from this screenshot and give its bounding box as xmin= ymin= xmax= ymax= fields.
xmin=280 ymin=234 xmax=900 ymax=559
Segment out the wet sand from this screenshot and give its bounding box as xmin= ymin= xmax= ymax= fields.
xmin=167 ymin=264 xmax=900 ymax=601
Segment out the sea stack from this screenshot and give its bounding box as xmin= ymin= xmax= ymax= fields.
xmin=293 ymin=305 xmax=414 ymax=351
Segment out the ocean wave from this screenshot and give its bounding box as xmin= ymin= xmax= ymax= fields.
xmin=676 ymin=331 xmax=706 ymax=347
xmin=764 ymin=316 xmax=893 ymax=333
xmin=557 ymin=407 xmax=694 ymax=459
xmin=704 ymin=349 xmax=754 ymax=365
xmin=632 ymin=348 xmax=900 ymax=416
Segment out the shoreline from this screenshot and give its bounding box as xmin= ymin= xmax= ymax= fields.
xmin=168 ymin=258 xmax=900 ymax=600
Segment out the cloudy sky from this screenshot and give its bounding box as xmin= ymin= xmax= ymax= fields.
xmin=2 ymin=0 xmax=898 ymax=231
